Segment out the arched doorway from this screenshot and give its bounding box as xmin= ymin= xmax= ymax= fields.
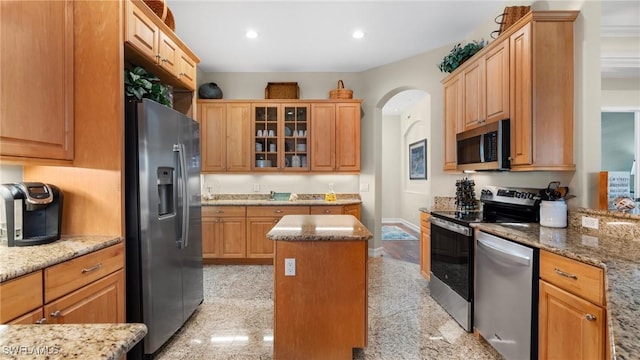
xmin=374 ymin=88 xmax=430 ymax=262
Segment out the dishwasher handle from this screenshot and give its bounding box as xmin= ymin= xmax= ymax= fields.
xmin=477 ymin=237 xmax=531 ymax=266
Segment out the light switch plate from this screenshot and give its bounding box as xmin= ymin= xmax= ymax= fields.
xmin=284 ymin=258 xmax=296 ymax=276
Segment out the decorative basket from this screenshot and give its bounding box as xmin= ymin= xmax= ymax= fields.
xmin=142 ymin=0 xmax=175 ymax=31
xmin=329 ymin=80 xmax=353 ymax=99
xmin=496 ymin=6 xmax=530 ymax=35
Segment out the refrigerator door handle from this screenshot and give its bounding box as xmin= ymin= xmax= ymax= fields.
xmin=174 ymin=143 xmax=190 ymax=249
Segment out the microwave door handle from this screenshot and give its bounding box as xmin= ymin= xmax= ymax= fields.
xmin=479 ymin=133 xmax=485 ymax=162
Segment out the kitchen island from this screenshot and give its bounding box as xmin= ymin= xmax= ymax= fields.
xmin=267 ymin=215 xmax=372 ymax=360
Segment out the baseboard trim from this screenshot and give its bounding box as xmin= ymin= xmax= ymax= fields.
xmin=382 ymin=218 xmax=420 ymax=234
xmin=368 ymin=247 xmax=384 ymax=257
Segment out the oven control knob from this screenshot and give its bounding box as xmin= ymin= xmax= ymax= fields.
xmin=528 ymin=193 xmax=535 ymax=200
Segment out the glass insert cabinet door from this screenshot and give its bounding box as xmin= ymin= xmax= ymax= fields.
xmin=282 ymin=105 xmax=308 ymax=171
xmin=253 ymin=104 xmax=279 ymax=170
xmin=252 ymin=104 xmax=309 ymax=171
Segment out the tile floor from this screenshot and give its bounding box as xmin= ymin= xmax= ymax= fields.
xmin=154 ymin=257 xmax=502 ymax=360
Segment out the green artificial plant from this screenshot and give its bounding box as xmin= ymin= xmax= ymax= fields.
xmin=437 ymin=40 xmax=487 ymax=73
xmin=124 ymin=66 xmax=172 ymax=107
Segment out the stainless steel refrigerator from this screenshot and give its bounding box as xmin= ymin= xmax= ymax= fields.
xmin=125 ymin=99 xmax=203 ymax=359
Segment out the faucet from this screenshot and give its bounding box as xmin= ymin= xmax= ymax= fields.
xmin=270 ymin=191 xmax=275 ymax=200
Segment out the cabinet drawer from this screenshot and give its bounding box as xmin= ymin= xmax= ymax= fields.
xmin=0 ymin=271 xmax=43 ymax=323
xmin=202 ymin=206 xmax=246 ymax=217
xmin=45 ymin=243 xmax=124 ymax=303
xmin=247 ymin=206 xmax=310 ymax=217
xmin=310 ymin=206 xmax=343 ymax=215
xmin=540 ymin=250 xmax=604 ymax=306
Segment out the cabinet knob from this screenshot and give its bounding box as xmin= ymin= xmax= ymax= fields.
xmin=161 ymin=58 xmax=168 ymax=63
xmin=586 ymin=314 xmax=597 ymax=321
xmin=155 ymin=54 xmax=161 ymax=59
xmin=50 ymin=310 xmax=61 ymax=318
xmin=35 ymin=318 xmax=47 ymax=324
xmin=324 ymin=210 xmax=331 ymax=214
xmin=274 ymin=210 xmax=283 ymax=214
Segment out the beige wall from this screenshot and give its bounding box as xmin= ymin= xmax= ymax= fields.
xmin=602 ymin=78 xmax=640 ymax=109
xmin=381 ymin=115 xmax=401 ymax=219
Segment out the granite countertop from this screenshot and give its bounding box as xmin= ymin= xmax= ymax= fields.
xmin=0 ymin=235 xmax=122 ymax=283
xmin=472 ymin=222 xmax=639 ymax=360
xmin=267 ymin=215 xmax=372 ymax=241
xmin=0 ymin=323 xmax=147 ymax=359
xmin=202 ymin=193 xmax=362 ymax=206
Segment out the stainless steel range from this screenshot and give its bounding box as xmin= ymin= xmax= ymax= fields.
xmin=428 ymin=186 xmax=542 ymax=333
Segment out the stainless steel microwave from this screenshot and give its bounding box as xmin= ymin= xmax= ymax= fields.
xmin=456 ymin=119 xmax=510 ymax=171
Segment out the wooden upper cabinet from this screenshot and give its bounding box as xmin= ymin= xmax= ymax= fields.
xmin=441 ymin=11 xmax=576 ymax=172
xmin=124 ymin=0 xmax=199 ymax=91
xmin=199 ymin=102 xmax=251 ymax=172
xmin=310 ymin=103 xmax=336 ymax=171
xmin=311 ymin=101 xmax=361 ymax=172
xmin=443 ymin=75 xmax=462 ymax=171
xmin=335 ymin=103 xmax=361 ymax=171
xmin=462 ymin=60 xmax=484 ymax=130
xmin=510 ymin=23 xmax=533 ymax=167
xmin=484 ymin=41 xmax=510 ymax=124
xmin=509 ymin=13 xmax=577 ymax=171
xmin=0 ymin=0 xmax=74 ymax=161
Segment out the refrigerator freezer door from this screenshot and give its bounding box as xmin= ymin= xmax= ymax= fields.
xmin=137 ymin=99 xmax=185 ymax=354
xmin=179 ymin=112 xmax=204 ymax=320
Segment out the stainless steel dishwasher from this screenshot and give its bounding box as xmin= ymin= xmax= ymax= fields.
xmin=475 ymin=230 xmax=538 ymax=360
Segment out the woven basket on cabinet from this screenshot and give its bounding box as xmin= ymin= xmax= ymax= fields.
xmin=497 ymin=6 xmax=530 ymax=34
xmin=329 ymin=80 xmax=353 ymax=99
xmin=142 ymin=0 xmax=175 ymax=31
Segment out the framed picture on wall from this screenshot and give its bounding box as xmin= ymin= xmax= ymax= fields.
xmin=409 ymin=139 xmax=427 ymax=180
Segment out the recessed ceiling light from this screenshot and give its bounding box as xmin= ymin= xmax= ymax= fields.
xmin=352 ymin=30 xmax=365 ymax=39
xmin=246 ymin=30 xmax=258 ymax=39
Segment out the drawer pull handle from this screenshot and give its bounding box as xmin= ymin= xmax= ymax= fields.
xmin=215 ymin=210 xmax=224 ymax=214
xmin=554 ymin=268 xmax=578 ymax=280
xmin=324 ymin=210 xmax=331 ymax=214
xmin=35 ymin=318 xmax=47 ymax=324
xmin=274 ymin=210 xmax=283 ymax=214
xmin=50 ymin=311 xmax=61 ymax=318
xmin=586 ymin=314 xmax=597 ymax=321
xmin=82 ymin=262 xmax=103 ymax=274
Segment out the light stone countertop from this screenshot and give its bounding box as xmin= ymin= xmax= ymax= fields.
xmin=267 ymin=215 xmax=372 ymax=241
xmin=472 ymin=223 xmax=639 ymax=360
xmin=0 ymin=323 xmax=147 ymax=359
xmin=0 ymin=235 xmax=123 ymax=283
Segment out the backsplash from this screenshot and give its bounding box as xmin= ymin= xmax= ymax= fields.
xmin=569 ymin=208 xmax=640 ymax=240
xmin=433 ymin=196 xmax=456 ymax=210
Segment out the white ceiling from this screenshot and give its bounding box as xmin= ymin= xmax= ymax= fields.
xmin=166 ymin=0 xmax=640 ymax=114
xmin=167 ymin=0 xmax=506 ymax=73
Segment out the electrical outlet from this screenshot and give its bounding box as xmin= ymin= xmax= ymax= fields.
xmin=284 ymin=258 xmax=296 ymax=276
xmin=253 ymin=183 xmax=260 ymax=192
xmin=359 ymin=183 xmax=369 ymax=192
xmin=581 ymin=216 xmax=599 ymax=229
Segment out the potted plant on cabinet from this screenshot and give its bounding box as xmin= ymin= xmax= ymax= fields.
xmin=124 ymin=66 xmax=172 ymax=107
xmin=437 ymin=40 xmax=487 ymax=73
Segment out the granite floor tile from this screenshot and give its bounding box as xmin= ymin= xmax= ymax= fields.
xmin=154 ymin=258 xmax=502 ymax=360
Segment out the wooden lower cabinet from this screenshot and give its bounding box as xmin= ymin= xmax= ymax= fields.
xmin=246 ymin=218 xmax=279 ymax=258
xmin=539 ymin=280 xmax=605 ymax=360
xmin=246 ymin=206 xmax=311 ymax=259
xmin=344 ymin=204 xmax=361 ymax=221
xmin=0 ymin=271 xmax=43 ymax=323
xmin=202 ymin=206 xmax=247 ymax=259
xmin=8 ymin=308 xmax=45 ymax=325
xmin=45 ymin=270 xmax=125 ymax=324
xmin=1 ymin=243 xmax=125 ymax=325
xmin=419 ymin=212 xmax=430 ymax=280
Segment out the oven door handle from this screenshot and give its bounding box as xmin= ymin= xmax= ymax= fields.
xmin=477 ymin=238 xmax=531 ymax=266
xmin=429 ymin=216 xmax=471 ymax=236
